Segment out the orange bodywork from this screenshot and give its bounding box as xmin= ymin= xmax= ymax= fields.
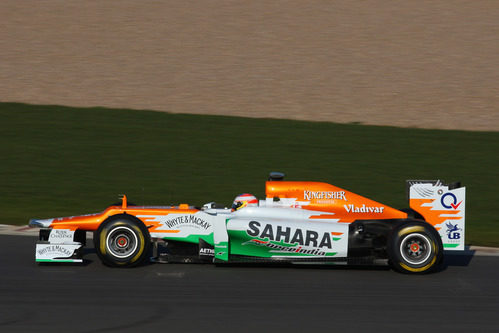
xmin=266 ymin=181 xmax=407 ymax=222
xmin=49 ymin=205 xmax=199 ymax=231
xmin=410 ymin=198 xmax=462 ymax=231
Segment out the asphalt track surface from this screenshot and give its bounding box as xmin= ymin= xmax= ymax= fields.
xmin=1 ymin=235 xmax=498 ymax=332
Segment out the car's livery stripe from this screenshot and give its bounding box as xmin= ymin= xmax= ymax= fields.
xmin=138 ymin=215 xmax=175 ymax=233
xmin=410 ymin=198 xmax=462 ymax=226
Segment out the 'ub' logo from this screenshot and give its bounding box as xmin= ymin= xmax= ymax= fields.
xmin=445 ymin=222 xmax=462 ymax=240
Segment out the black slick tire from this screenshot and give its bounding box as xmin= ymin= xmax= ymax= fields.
xmin=388 ymin=221 xmax=443 ymax=274
xmin=94 ymin=214 xmax=151 ymax=267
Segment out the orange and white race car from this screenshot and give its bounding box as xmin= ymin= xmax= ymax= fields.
xmin=29 ymin=173 xmax=466 ymax=273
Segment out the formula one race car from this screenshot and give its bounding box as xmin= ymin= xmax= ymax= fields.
xmin=29 ymin=173 xmax=466 ymax=273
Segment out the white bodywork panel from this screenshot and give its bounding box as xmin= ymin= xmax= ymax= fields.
xmin=35 ymin=229 xmax=83 ymax=263
xmin=227 ymin=217 xmax=349 ymax=258
xmin=137 ymin=211 xmax=220 ymax=240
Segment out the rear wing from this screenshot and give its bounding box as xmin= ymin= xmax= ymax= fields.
xmin=407 ymin=180 xmax=466 ymax=251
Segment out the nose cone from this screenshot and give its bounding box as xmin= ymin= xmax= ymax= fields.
xmin=29 ymin=218 xmax=54 ymax=228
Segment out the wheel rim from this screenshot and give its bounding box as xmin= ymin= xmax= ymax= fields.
xmin=399 ymin=233 xmax=432 ymax=265
xmin=106 ymin=226 xmax=139 ymax=258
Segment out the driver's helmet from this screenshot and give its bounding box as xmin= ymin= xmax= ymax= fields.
xmin=231 ymin=193 xmax=258 ymax=211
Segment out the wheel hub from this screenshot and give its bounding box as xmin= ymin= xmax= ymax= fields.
xmin=116 ymin=236 xmax=129 ymax=248
xmin=400 ymin=233 xmax=432 ymax=265
xmin=106 ymin=226 xmax=139 ymax=259
xmin=410 ymin=242 xmax=420 ymax=253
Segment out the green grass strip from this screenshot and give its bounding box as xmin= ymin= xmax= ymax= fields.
xmin=1 ymin=102 xmax=498 ymax=246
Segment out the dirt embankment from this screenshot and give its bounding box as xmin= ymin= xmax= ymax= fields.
xmin=1 ymin=1 xmax=498 ymax=131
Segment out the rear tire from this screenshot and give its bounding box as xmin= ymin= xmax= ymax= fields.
xmin=94 ymin=214 xmax=151 ymax=267
xmin=388 ymin=221 xmax=442 ymax=274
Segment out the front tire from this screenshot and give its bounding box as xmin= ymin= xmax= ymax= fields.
xmin=388 ymin=222 xmax=443 ymax=274
xmin=94 ymin=214 xmax=151 ymax=267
